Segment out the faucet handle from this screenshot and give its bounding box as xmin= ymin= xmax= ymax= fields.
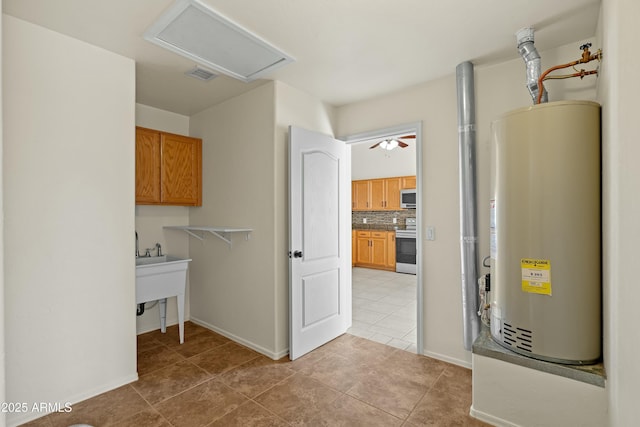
xmin=144 ymin=248 xmax=152 ymax=257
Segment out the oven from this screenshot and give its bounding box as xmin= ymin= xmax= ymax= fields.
xmin=395 ymin=218 xmax=416 ymax=274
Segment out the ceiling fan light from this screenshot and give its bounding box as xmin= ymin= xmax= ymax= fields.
xmin=385 ymin=139 xmax=398 ymax=150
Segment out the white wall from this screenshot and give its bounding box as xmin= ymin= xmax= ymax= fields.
xmin=472 ymin=355 xmax=607 ymax=427
xmin=336 ymin=39 xmax=598 ymax=368
xmin=134 ymin=103 xmax=191 ymax=334
xmin=0 ymin=3 xmax=5 ymax=426
xmin=188 ymin=83 xmax=280 ymax=356
xmin=3 ymin=15 xmax=136 ymax=426
xmin=351 ymin=140 xmax=416 ymax=180
xmin=597 ymin=0 xmax=640 ymax=425
xmin=187 ymin=81 xmax=336 ymax=358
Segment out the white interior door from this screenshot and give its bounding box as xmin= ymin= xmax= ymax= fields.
xmin=289 ymin=126 xmax=351 ymax=360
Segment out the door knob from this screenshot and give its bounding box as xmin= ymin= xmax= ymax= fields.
xmin=293 ymin=250 xmax=303 ymax=258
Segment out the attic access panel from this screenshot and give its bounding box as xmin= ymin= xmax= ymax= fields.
xmin=144 ymin=0 xmax=294 ymax=82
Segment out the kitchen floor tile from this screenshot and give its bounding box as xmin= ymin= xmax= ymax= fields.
xmin=351 ymin=267 xmax=418 ymax=354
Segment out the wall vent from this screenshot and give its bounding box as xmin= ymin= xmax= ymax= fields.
xmin=185 ymin=66 xmax=217 ymax=81
xmin=144 ymin=0 xmax=294 ymax=82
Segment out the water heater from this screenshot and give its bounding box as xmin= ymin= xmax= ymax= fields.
xmin=490 ymin=100 xmax=601 ymax=364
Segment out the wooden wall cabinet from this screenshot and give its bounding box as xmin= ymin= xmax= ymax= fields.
xmin=353 ymin=230 xmax=396 ymax=271
xmin=136 ymin=127 xmax=202 ymax=206
xmin=401 ymin=175 xmax=417 ymax=189
xmin=352 ymin=175 xmax=414 ymax=211
xmin=370 ymin=177 xmax=402 ymax=210
xmin=352 ymin=180 xmax=371 ymax=210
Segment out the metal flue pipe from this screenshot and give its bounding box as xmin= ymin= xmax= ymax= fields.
xmin=456 ymin=61 xmax=481 ymax=351
xmin=516 ymin=27 xmax=548 ymax=104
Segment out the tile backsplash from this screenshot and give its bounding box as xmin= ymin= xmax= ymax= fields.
xmin=352 ymin=210 xmax=416 ymax=228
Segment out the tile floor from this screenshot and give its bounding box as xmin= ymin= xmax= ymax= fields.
xmin=21 ymin=321 xmax=489 ymax=427
xmin=349 ymin=267 xmax=418 ymax=352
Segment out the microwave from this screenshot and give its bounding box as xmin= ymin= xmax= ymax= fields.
xmin=400 ymin=189 xmax=416 ymax=209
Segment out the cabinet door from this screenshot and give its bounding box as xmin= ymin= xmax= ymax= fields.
xmin=370 ymin=179 xmax=385 ymax=209
xmin=135 ymin=128 xmax=161 ymax=203
xmin=353 ymin=180 xmax=371 ymax=210
xmin=356 ymin=233 xmax=372 ymax=264
xmin=370 ymin=231 xmax=388 ymax=266
xmin=387 ymin=232 xmax=396 ymax=268
xmin=352 ymin=230 xmax=356 ymax=266
xmin=401 ymin=175 xmax=417 ymax=189
xmin=385 ymin=178 xmax=402 ymax=210
xmin=161 ymin=133 xmax=202 ymax=206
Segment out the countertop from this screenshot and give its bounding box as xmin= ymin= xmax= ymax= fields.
xmin=352 ymin=224 xmax=406 ymax=231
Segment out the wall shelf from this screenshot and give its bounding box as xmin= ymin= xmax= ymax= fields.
xmin=164 ymin=226 xmax=252 ymax=248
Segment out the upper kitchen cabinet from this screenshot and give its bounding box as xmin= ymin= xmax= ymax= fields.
xmin=401 ymin=176 xmax=416 ymax=189
xmin=352 ymin=180 xmax=371 ymax=210
xmin=135 ymin=127 xmax=202 ymax=206
xmin=371 ymin=177 xmax=401 ymax=210
xmin=353 ymin=176 xmax=412 ymax=211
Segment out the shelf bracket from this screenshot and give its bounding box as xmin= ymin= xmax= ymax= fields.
xmin=207 ymin=230 xmax=232 ymax=246
xmin=164 ymin=226 xmax=252 ymax=249
xmin=183 ymin=229 xmax=205 ymax=241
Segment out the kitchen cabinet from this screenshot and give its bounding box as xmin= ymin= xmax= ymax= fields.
xmin=354 ymin=230 xmax=395 ymax=271
xmin=370 ymin=177 xmax=401 ymax=210
xmin=352 ymin=230 xmax=356 ymax=266
xmin=136 ymin=127 xmax=202 ymax=206
xmin=352 ymin=176 xmax=412 ymax=211
xmin=352 ymin=180 xmax=371 ymax=210
xmin=401 ymin=175 xmax=417 ymax=189
xmin=387 ymin=232 xmax=396 ymax=269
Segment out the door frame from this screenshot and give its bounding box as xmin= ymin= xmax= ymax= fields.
xmin=340 ymin=121 xmax=423 ymax=355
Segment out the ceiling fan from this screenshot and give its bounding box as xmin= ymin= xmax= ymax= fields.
xmin=369 ymin=134 xmax=415 ymax=150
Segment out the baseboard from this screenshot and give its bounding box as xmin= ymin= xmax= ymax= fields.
xmin=469 ymin=406 xmax=521 ymax=427
xmin=7 ymin=373 xmax=139 ymax=427
xmin=422 ymin=349 xmax=472 ymax=369
xmin=190 ymin=317 xmax=288 ymax=360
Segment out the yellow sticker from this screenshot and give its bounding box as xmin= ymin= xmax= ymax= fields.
xmin=521 ymin=258 xmax=552 ymax=295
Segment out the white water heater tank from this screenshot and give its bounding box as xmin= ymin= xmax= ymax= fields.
xmin=490 ymin=100 xmax=601 ymax=364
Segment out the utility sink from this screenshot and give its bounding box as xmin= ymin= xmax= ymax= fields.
xmin=136 ymin=255 xmax=191 ymax=344
xmin=135 ymin=255 xmax=167 ymax=266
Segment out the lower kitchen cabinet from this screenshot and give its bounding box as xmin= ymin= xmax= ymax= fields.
xmin=353 ymin=230 xmax=396 ymax=271
xmin=352 ymin=230 xmax=356 ymax=266
xmin=387 ymin=232 xmax=396 ymax=269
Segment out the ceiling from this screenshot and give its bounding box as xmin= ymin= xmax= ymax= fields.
xmin=3 ymin=0 xmax=601 ymax=116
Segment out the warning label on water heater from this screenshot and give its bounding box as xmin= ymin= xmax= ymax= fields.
xmin=521 ymin=258 xmax=552 ymax=296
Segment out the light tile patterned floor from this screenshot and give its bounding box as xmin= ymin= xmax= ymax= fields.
xmin=349 ymin=267 xmax=418 ymax=352
xmin=21 ymin=323 xmax=489 ymax=427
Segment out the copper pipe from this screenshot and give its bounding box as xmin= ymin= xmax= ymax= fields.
xmin=536 ymin=45 xmax=601 ymax=104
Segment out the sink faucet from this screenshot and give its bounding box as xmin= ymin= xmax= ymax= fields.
xmin=156 ymin=243 xmax=163 ymax=257
xmin=135 ymin=231 xmax=140 ymax=258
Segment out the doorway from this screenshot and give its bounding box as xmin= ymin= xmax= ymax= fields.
xmin=342 ymin=122 xmax=423 ymax=354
